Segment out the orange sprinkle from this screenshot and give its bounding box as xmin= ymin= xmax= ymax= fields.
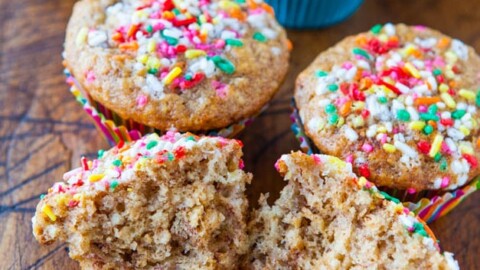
xmin=355 ymin=35 xmax=368 ymax=46
xmin=261 ymin=3 xmax=274 ymax=14
xmin=428 ymin=120 xmax=437 ymax=129
xmin=127 ymin=24 xmax=139 ymax=39
xmin=230 ymin=8 xmax=245 ymax=21
xmin=247 ymin=0 xmax=258 ymax=9
xmin=340 ymin=101 xmax=352 ymax=116
xmin=426 ymin=81 xmax=432 ymax=90
xmin=162 ymin=11 xmax=175 ymax=20
xmin=199 ymin=32 xmax=207 ymax=43
xmin=119 ymin=41 xmax=139 ymax=51
xmin=414 ymin=96 xmax=441 ymax=106
xmin=476 ymin=138 xmax=480 ymax=148
xmin=360 ymin=77 xmax=373 ymax=90
xmin=286 ymin=39 xmax=293 ymax=51
xmin=388 ymin=35 xmax=399 ymax=44
xmin=448 ymin=80 xmax=457 ymax=89
xmin=437 ymin=37 xmax=451 ymax=49
xmin=112 ymin=32 xmax=123 ymax=42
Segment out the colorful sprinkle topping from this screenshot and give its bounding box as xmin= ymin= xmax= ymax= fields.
xmin=309 ymin=24 xmax=479 ymax=190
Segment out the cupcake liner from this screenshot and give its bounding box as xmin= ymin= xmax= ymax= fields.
xmin=65 ymin=69 xmax=264 ymax=145
xmin=266 ymin=0 xmax=364 ymax=29
xmin=290 ymin=98 xmax=480 ymax=223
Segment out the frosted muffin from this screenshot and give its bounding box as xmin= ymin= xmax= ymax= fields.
xmin=32 ymin=132 xmax=251 ymax=269
xmin=293 ymin=23 xmax=480 ymax=221
xmin=248 ymin=152 xmax=459 ymax=269
xmin=64 ymin=0 xmax=290 ymax=143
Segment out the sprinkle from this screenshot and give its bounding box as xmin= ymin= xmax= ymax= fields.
xmin=440 ymin=93 xmax=456 ymax=109
xmin=352 ymin=48 xmax=371 ymax=60
xmin=75 ymin=27 xmax=88 ymax=46
xmin=438 ymin=83 xmax=449 ymax=93
xmin=42 ymin=205 xmax=57 ymax=221
xmin=414 ymin=96 xmax=441 ymax=106
xmin=325 ymin=104 xmax=337 ymax=114
xmin=404 ymin=63 xmax=421 ymax=78
xmin=328 ymin=114 xmax=339 ymax=125
xmin=225 ymin=38 xmax=243 ymax=47
xmin=81 ymin=157 xmax=89 ymax=170
xmin=253 ymin=32 xmax=267 ymax=42
xmin=88 ymin=173 xmax=105 ymax=183
xmin=440 ymin=159 xmax=447 ymax=171
xmin=327 ymin=84 xmax=339 ymax=92
xmin=382 ymin=143 xmax=396 ymax=153
xmin=432 ymin=69 xmax=442 ymax=76
xmin=136 ymin=95 xmax=148 ymax=107
xmin=40 ymin=194 xmax=46 ymax=200
xmin=316 ymin=70 xmax=328 ymax=77
xmin=417 ymin=141 xmax=431 ymax=155
xmin=112 ymin=160 xmax=122 ymax=167
xmin=441 ymin=177 xmax=450 ymax=188
xmin=463 ymin=154 xmax=478 ymax=168
xmin=378 ymin=96 xmax=388 ymax=104
xmin=396 ymin=109 xmax=410 ymax=121
xmin=185 ymin=49 xmax=206 ymax=59
xmin=146 ymin=140 xmax=158 ymax=150
xmin=379 ymin=191 xmax=400 ymax=204
xmin=358 ymin=164 xmax=371 ymax=178
xmin=370 ymin=24 xmax=383 ymax=35
xmin=362 ymin=143 xmax=374 ymax=153
xmin=409 ymin=121 xmax=426 ymax=131
xmin=476 ymin=91 xmax=480 ymax=106
xmin=459 ymin=125 xmax=470 ymax=136
xmin=162 ymin=67 xmax=182 ymax=85
xmin=423 ymin=124 xmax=434 ymax=135
xmin=458 ymin=89 xmax=475 ymax=101
xmin=451 ymin=109 xmax=466 ymax=119
xmin=110 ymin=180 xmax=119 ymax=190
xmin=428 ymin=134 xmax=443 ymax=158
xmin=211 ymin=56 xmax=235 ymax=74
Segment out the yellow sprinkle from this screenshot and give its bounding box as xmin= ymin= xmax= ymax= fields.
xmin=459 ymin=125 xmax=470 ymax=136
xmin=146 ymin=57 xmax=161 ymax=70
xmin=409 ymin=121 xmax=426 ymax=131
xmin=42 ymin=205 xmax=57 ymax=222
xmin=133 ymin=10 xmax=148 ymax=20
xmin=147 ymin=40 xmax=156 ymax=53
xmin=198 ymin=14 xmax=207 ymax=24
xmin=162 ymin=67 xmax=182 ymax=85
xmin=405 ymin=63 xmax=421 ymax=79
xmin=376 ymin=126 xmax=387 ymax=133
xmin=137 ymin=54 xmax=148 ymax=64
xmin=134 ymin=159 xmax=147 ymax=170
xmin=358 ymin=177 xmax=367 ymax=186
xmin=438 ymin=83 xmax=449 ymax=93
xmin=336 ymin=116 xmax=345 ymax=127
xmin=75 ymin=27 xmax=88 ymax=47
xmin=459 ymin=143 xmax=474 ymax=155
xmin=212 ymin=18 xmax=220 ymax=24
xmin=55 ymin=194 xmax=68 ymax=206
xmin=445 ymin=51 xmax=458 ymax=64
xmin=127 ymin=188 xmax=133 ymax=192
xmin=440 ymin=93 xmax=456 ymax=109
xmin=73 ymin=194 xmax=83 ymax=201
xmin=458 ymin=89 xmax=476 ymax=101
xmin=378 ymin=34 xmax=388 ymax=42
xmin=382 ymin=143 xmax=396 ymax=153
xmin=428 ymin=134 xmax=444 ymax=158
xmin=352 ymin=116 xmax=365 ymax=128
xmin=219 ymin=0 xmax=239 ymax=10
xmin=352 ymin=101 xmax=365 ymax=111
xmin=394 ymin=204 xmax=404 ymax=213
xmin=445 ymin=69 xmax=455 ymax=79
xmin=88 ymin=173 xmax=104 ymax=182
xmin=185 ymin=49 xmax=206 ymax=59
xmin=403 ymin=45 xmax=416 ymax=57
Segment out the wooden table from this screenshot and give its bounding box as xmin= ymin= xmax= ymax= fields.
xmin=1 ymin=0 xmax=478 ymax=269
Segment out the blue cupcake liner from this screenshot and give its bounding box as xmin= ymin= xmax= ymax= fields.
xmin=266 ymin=0 xmax=364 ymax=29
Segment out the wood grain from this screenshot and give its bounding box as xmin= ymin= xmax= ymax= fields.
xmin=0 ymin=0 xmax=478 ymax=269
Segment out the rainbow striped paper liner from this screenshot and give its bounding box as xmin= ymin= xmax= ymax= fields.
xmin=290 ymin=99 xmax=480 ymax=223
xmin=65 ymin=69 xmax=262 ymax=145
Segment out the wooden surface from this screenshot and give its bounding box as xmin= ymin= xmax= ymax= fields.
xmin=0 ymin=0 xmax=479 ymax=269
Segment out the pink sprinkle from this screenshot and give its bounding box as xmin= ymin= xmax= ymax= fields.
xmin=441 ymin=177 xmax=450 ymax=188
xmin=163 ymin=130 xmax=177 ymax=143
xmin=392 ymin=127 xmax=399 ymax=134
xmin=403 ymin=208 xmax=410 ymax=214
xmin=418 ymin=105 xmax=428 ymax=113
xmin=362 ymin=143 xmax=374 ymax=153
xmin=212 ymin=80 xmax=227 ymax=98
xmin=407 ymin=188 xmax=416 ymax=194
xmin=85 ymin=70 xmax=96 ymax=83
xmin=153 ymin=23 xmax=165 ymax=31
xmin=441 ymin=142 xmax=451 ymax=154
xmin=345 ymin=154 xmax=353 ymax=164
xmin=414 ymin=25 xmax=427 ymax=31
xmin=312 ymin=155 xmax=322 ymax=164
xmin=238 ymin=159 xmax=245 ymax=169
xmin=215 ymin=39 xmax=226 ymax=49
xmin=136 ymin=95 xmax=148 ymax=108
xmin=342 ymin=62 xmax=353 ymax=70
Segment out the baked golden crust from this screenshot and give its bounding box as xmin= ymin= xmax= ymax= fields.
xmin=65 ymin=0 xmax=289 ymax=132
xmin=295 ymin=24 xmax=480 ymax=191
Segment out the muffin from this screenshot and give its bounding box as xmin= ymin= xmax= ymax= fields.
xmin=293 ymin=23 xmax=480 ymax=222
xmin=64 ymin=0 xmax=290 ymax=144
xmin=32 ymin=132 xmax=251 ymax=269
xmin=265 ymin=0 xmax=364 ymax=29
xmin=248 ymin=152 xmax=459 ymax=269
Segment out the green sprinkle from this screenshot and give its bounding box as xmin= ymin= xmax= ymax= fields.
xmin=98 ymin=149 xmax=105 ymax=158
xmin=370 ymin=24 xmax=383 ymax=35
xmin=225 ymin=38 xmax=243 ymax=47
xmin=433 ymin=69 xmax=442 ymax=76
xmin=148 ymin=68 xmax=158 ymax=75
xmin=325 ymin=104 xmax=337 ymax=114
xmin=146 ymin=141 xmax=158 ymax=150
xmin=396 ymin=109 xmax=410 ymax=121
xmin=423 ymin=124 xmax=434 ymax=135
xmin=379 ymin=191 xmax=400 ymax=204
xmin=419 ymin=113 xmax=439 ymax=121
xmin=476 ymin=178 xmax=480 ymax=189
xmin=440 ymin=159 xmax=447 ymax=171
xmin=234 ymin=0 xmax=246 ymax=3
xmin=327 ymin=84 xmax=339 ymax=92
xmin=352 ymin=48 xmax=371 ymax=60
xmin=316 ymin=70 xmax=328 ymax=77
xmin=172 ymin=8 xmax=181 ymax=15
xmin=434 ymin=153 xmax=442 ymax=162
xmin=253 ymin=32 xmax=267 ymax=42
xmin=184 ymin=74 xmax=193 ymax=80
xmin=328 ymin=114 xmax=339 ymax=125
xmin=110 ymin=180 xmax=119 ymax=190
xmin=476 ymin=90 xmax=480 ymax=107
xmin=212 ymin=55 xmax=235 ymax=74
xmin=161 ymin=31 xmax=178 ymax=45
xmin=186 ymin=136 xmax=196 ymax=141
xmin=413 ymin=222 xmax=429 ymax=237
xmin=378 ymin=96 xmax=388 ymax=104
xmin=451 ymin=109 xmax=466 ymax=119
xmin=146 ymin=25 xmax=153 ymax=33
xmin=112 ymin=159 xmax=122 ymax=167
xmin=428 ymin=104 xmax=438 ymax=114
xmin=167 ymin=152 xmax=175 ymax=161
xmin=40 ymin=194 xmax=46 ymax=199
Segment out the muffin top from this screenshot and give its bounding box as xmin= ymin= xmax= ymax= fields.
xmin=295 ymin=23 xmax=480 ymax=191
xmin=65 ymin=0 xmax=289 ymax=131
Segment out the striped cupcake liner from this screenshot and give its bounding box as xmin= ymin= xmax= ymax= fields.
xmin=65 ymin=69 xmax=262 ymax=145
xmin=290 ymin=98 xmax=479 ymax=223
